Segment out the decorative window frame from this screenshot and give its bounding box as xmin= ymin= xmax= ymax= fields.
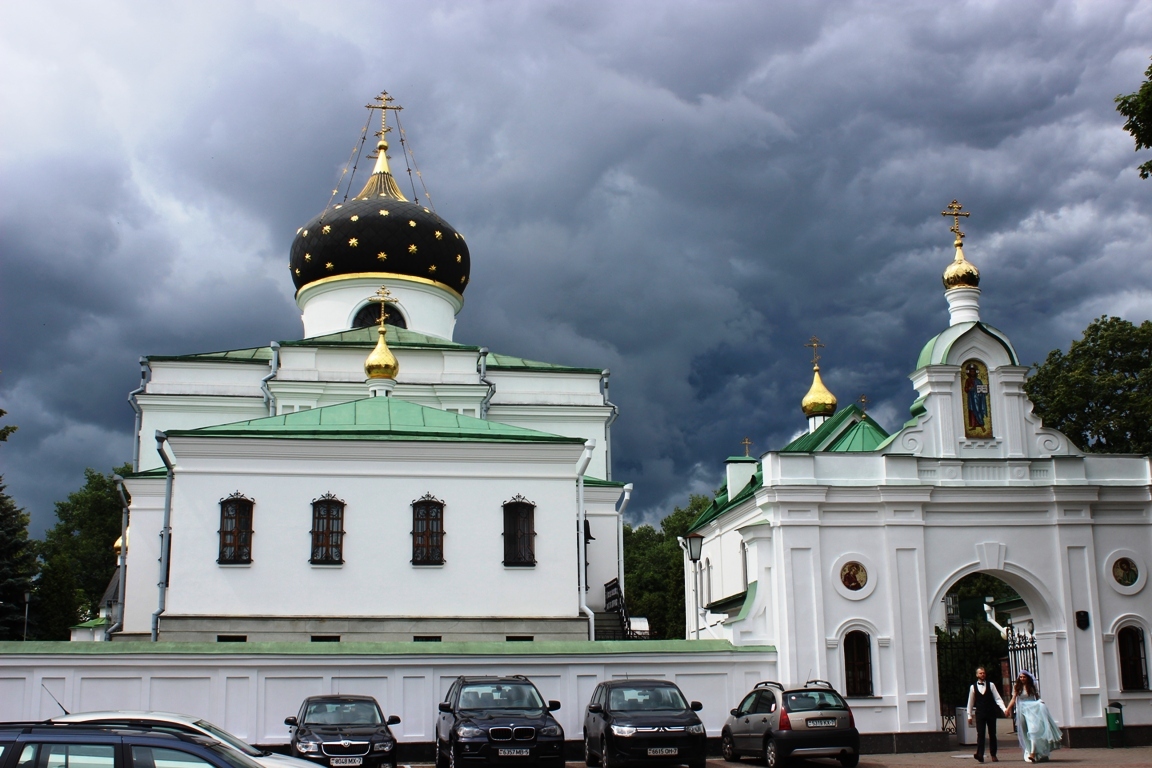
xmin=412 ymin=492 xmax=446 ymax=566
xmin=1112 ymin=617 xmax=1150 ymax=693
xmin=828 ymin=618 xmax=886 ymax=699
xmin=217 ymin=492 xmax=254 ymax=566
xmin=310 ymin=492 xmax=346 ymax=566
xmin=502 ymin=494 xmax=537 ymax=567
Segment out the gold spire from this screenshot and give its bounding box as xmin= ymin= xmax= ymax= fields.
xmin=356 ymin=92 xmax=408 ymax=201
xmin=801 ymin=336 xmax=837 ymax=417
xmin=941 ymin=199 xmax=979 ymax=289
xmin=364 ymin=286 xmax=400 ymax=380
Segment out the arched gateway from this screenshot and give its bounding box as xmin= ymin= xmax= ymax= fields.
xmin=683 ymin=204 xmax=1151 ymax=746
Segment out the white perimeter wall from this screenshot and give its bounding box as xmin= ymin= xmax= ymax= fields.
xmin=0 ymin=647 xmax=775 ymax=744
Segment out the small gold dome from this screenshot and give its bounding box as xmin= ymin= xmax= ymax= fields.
xmin=365 ymin=324 xmax=399 ymax=380
xmin=801 ymin=364 xmax=838 ymax=417
xmin=943 ymin=238 xmax=980 ymax=289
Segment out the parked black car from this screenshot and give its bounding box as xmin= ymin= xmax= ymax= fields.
xmin=0 ymin=723 xmax=265 ymax=768
xmin=285 ymin=695 xmax=401 ymax=768
xmin=720 ymin=680 xmax=859 ymax=768
xmin=582 ymin=679 xmax=705 ymax=768
xmin=434 ymin=675 xmax=564 ymax=768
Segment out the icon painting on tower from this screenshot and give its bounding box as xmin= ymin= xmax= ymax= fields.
xmin=961 ymin=359 xmax=992 ymax=439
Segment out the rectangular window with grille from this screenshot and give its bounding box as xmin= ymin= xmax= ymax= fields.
xmin=311 ymin=495 xmax=345 ymax=565
xmin=218 ymin=495 xmax=253 ymax=564
xmin=503 ymin=500 xmax=535 ymax=566
xmin=412 ymin=496 xmax=445 ymax=565
xmin=844 ymin=630 xmax=874 ymax=697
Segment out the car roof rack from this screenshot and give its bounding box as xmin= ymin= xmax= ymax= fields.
xmin=753 ymin=681 xmax=785 ymax=691
xmin=804 ymin=679 xmax=834 ymax=689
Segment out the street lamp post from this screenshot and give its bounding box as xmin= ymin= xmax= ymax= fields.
xmin=23 ymin=591 xmax=30 ymax=641
xmin=685 ymin=534 xmax=704 ymax=640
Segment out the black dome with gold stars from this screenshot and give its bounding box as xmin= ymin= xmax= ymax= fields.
xmin=290 ymin=140 xmax=470 ymax=294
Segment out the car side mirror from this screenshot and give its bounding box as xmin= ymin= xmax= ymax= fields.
xmin=548 ymin=701 xmax=561 ymax=712
xmin=730 ymin=708 xmax=741 ymax=718
xmin=387 ymin=715 xmax=401 ymax=725
xmin=587 ymin=703 xmax=603 ymax=714
xmin=438 ymin=702 xmax=453 ymax=713
xmin=284 ymin=716 xmax=298 ymax=727
xmin=690 ymin=702 xmax=703 ymax=712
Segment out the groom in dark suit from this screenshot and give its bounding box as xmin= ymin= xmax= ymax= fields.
xmin=966 ymin=666 xmax=1006 ymax=763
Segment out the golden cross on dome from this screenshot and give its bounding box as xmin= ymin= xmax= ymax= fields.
xmin=367 ymin=285 xmax=395 ymax=327
xmin=741 ymin=437 xmax=753 ymax=457
xmin=941 ymin=199 xmax=970 ymax=242
xmin=366 ymin=91 xmax=404 ymax=139
xmin=804 ymin=336 xmax=825 ymax=366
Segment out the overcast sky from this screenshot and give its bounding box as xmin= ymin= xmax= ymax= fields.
xmin=2 ymin=0 xmax=1151 ymax=536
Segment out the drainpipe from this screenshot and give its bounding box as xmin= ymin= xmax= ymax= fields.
xmin=152 ymin=432 xmax=175 ymax=642
xmin=128 ymin=358 xmax=151 ymax=472
xmin=478 ymin=347 xmax=495 ymax=419
xmin=576 ymin=439 xmax=596 ymax=640
xmin=600 ymin=370 xmax=618 ymax=481
xmin=616 ymin=483 xmax=633 ymax=601
xmin=107 ymin=475 xmax=131 ymax=640
xmin=260 ymin=342 xmax=281 ymax=416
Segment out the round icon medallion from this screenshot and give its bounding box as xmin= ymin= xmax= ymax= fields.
xmin=1113 ymin=557 xmax=1139 ymax=587
xmin=840 ymin=561 xmax=867 ymax=591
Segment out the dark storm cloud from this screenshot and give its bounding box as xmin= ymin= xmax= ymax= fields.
xmin=2 ymin=0 xmax=1150 ymax=534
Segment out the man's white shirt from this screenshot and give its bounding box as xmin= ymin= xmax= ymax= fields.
xmin=966 ymin=681 xmax=1007 ymax=720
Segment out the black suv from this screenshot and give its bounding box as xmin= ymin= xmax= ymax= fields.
xmin=582 ymin=679 xmax=706 ymax=768
xmin=0 ymin=723 xmax=265 ymax=768
xmin=285 ymin=695 xmax=401 ymax=768
xmin=434 ymin=676 xmax=564 ymax=768
xmin=720 ymin=680 xmax=859 ymax=768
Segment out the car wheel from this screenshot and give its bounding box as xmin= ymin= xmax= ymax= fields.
xmin=763 ymin=739 xmax=780 ymax=768
xmin=448 ymin=739 xmax=458 ymax=768
xmin=585 ymin=732 xmax=600 ymax=767
xmin=601 ymin=736 xmax=616 ymax=768
xmin=721 ymin=731 xmax=739 ymax=762
xmin=435 ymin=739 xmax=448 ymax=768
xmin=838 ymin=753 xmax=859 ymax=768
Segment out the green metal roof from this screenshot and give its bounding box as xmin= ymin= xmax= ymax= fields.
xmin=826 ymin=418 xmax=891 ymax=452
xmin=915 ymin=321 xmax=1019 ymax=369
xmin=125 ymin=467 xmax=168 ymax=480
xmin=147 ymin=346 xmax=273 ymax=364
xmin=282 ymin=326 xmax=476 ymax=351
xmin=484 ymin=352 xmax=602 ymax=374
xmin=687 ymin=465 xmax=762 ymax=533
xmin=0 ymin=639 xmax=774 ymax=656
xmin=723 ymin=581 xmax=758 ymax=625
xmin=779 ymin=404 xmax=889 ymax=453
xmin=583 ymin=477 xmax=627 ymax=488
xmin=165 ymin=397 xmax=584 ymax=445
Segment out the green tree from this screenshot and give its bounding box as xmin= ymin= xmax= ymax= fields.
xmin=1115 ymin=57 xmax=1152 ymax=179
xmin=0 ymin=407 xmax=37 ymax=640
xmin=1024 ymin=316 xmax=1152 ymax=454
xmin=32 ymin=465 xmax=130 ymax=639
xmin=623 ymin=494 xmax=710 ymax=640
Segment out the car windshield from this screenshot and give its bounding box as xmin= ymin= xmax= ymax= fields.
xmin=303 ymin=701 xmax=383 ymax=726
xmin=608 ymin=686 xmax=688 ymax=712
xmin=459 ymin=683 xmax=545 ymax=710
xmin=194 ymin=720 xmax=263 ymax=757
xmin=782 ymin=690 xmax=847 ymax=712
xmin=203 ymin=742 xmax=266 ymax=768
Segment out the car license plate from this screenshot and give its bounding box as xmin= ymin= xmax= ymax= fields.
xmin=330 ymin=760 xmax=362 ymax=766
xmin=808 ymin=718 xmax=837 ymax=728
xmin=497 ymin=749 xmax=530 ymax=757
xmin=647 ymin=748 xmax=678 ymax=756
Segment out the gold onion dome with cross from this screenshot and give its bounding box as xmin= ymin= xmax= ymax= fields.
xmin=289 ymin=92 xmax=471 ymax=295
xmin=364 ymin=287 xmax=400 ymax=380
xmin=800 ymin=336 xmax=838 ymax=418
xmin=941 ymin=199 xmax=980 ymax=289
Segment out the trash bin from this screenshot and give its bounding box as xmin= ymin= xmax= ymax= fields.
xmin=1106 ymin=701 xmax=1124 ymax=748
xmin=956 ymin=707 xmax=975 ymax=745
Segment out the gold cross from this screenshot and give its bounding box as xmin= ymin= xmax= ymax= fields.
xmin=367 ymin=285 xmax=395 ymax=327
xmin=804 ymin=336 xmax=825 ymax=366
xmin=741 ymin=437 xmax=753 ymax=457
xmin=858 ymin=394 xmax=869 ymax=414
xmin=366 ymin=91 xmax=404 ymax=139
xmin=941 ymin=199 xmax=970 ymax=242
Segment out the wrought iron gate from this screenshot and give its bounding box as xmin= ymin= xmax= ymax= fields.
xmin=1006 ymin=624 xmax=1040 ymax=695
xmin=936 ymin=623 xmax=981 ymax=732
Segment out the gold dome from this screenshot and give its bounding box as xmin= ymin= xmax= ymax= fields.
xmin=365 ymin=324 xmax=399 ymax=380
xmin=801 ymin=364 xmax=838 ymax=417
xmin=943 ymin=237 xmax=980 ymax=289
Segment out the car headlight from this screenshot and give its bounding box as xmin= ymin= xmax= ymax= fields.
xmin=456 ymin=725 xmax=484 ymax=739
xmin=296 ymin=738 xmax=320 ymax=754
xmin=539 ymin=725 xmax=562 ymax=737
xmin=610 ymin=725 xmax=636 ymax=737
xmin=687 ymin=724 xmax=705 ymax=735
xmin=373 ymin=742 xmax=394 ymax=752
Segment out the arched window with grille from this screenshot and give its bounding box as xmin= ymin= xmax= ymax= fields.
xmin=1118 ymin=625 xmax=1149 ymax=691
xmin=412 ymin=493 xmax=445 ymax=565
xmin=844 ymin=630 xmax=873 ymax=697
xmin=218 ymin=493 xmax=254 ymax=564
xmin=310 ymin=493 xmax=345 ymax=565
xmin=502 ymin=495 xmax=535 ymax=567
xmin=352 ymin=302 xmax=408 ymax=329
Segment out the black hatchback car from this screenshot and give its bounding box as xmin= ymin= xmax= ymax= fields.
xmin=434 ymin=675 xmax=564 ymax=768
xmin=0 ymin=724 xmax=265 ymax=768
xmin=285 ymin=695 xmax=401 ymax=768
xmin=582 ymin=680 xmax=705 ymax=768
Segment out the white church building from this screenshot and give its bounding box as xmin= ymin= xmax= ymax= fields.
xmin=682 ymin=204 xmax=1152 ymax=740
xmin=115 ymin=96 xmax=630 ymax=643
